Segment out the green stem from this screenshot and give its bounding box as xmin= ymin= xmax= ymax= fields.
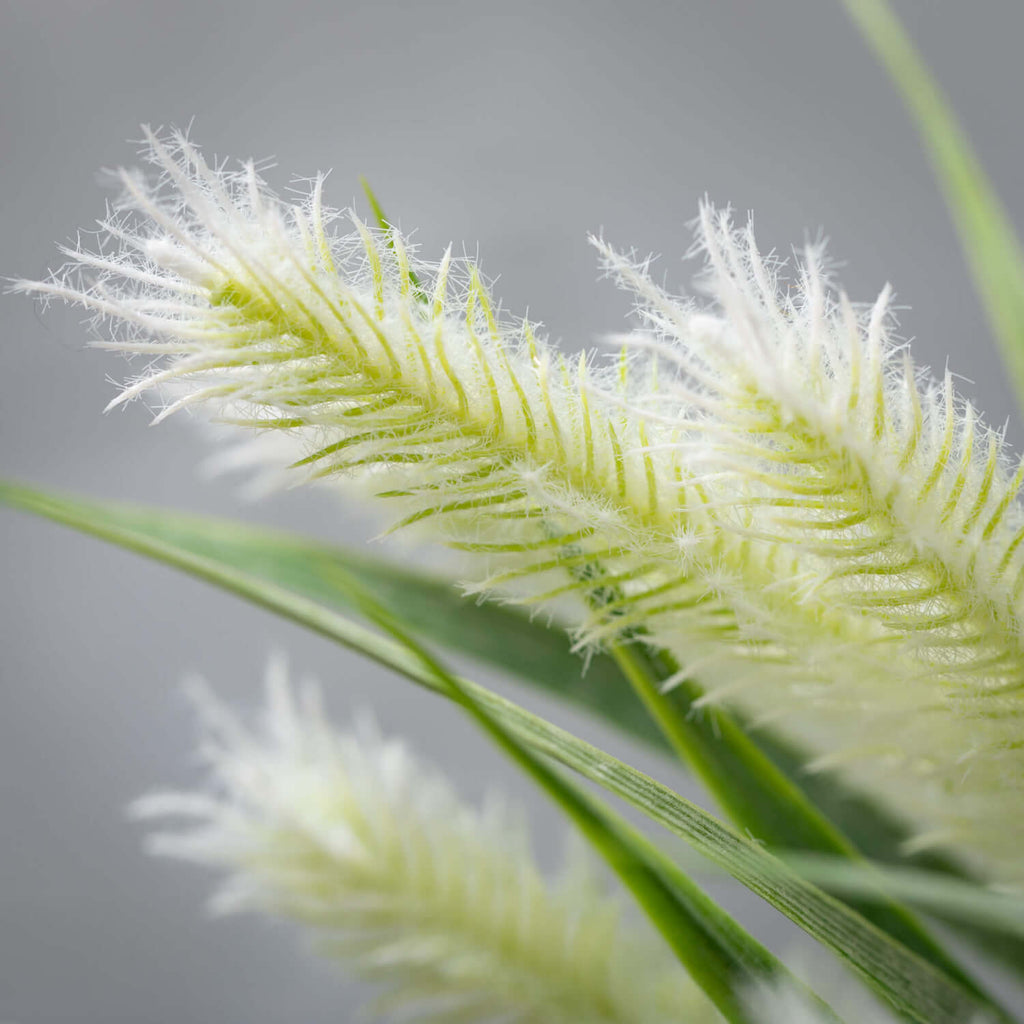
xmin=342 ymin=578 xmax=823 ymax=1024
xmin=609 ymin=640 xmax=1012 ymax=1017
xmin=611 ymin=643 xmax=856 ymax=851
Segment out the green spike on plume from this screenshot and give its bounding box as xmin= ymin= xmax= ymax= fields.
xmin=595 ymin=206 xmax=1024 ymax=884
xmin=18 ymin=128 xmax=1024 ymax=887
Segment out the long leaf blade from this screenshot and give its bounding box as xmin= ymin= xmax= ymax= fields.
xmin=843 ymin=0 xmax=1024 ymax=412
xmin=5 ymin=479 xmax=1022 ymax=975
xmin=331 ymin=565 xmax=821 ymax=1024
xmin=1 ymin=479 xmax=1000 ymax=1024
xmin=780 ymin=854 xmax=1024 ymax=942
xmin=7 ymin=480 xmax=1018 ymax=962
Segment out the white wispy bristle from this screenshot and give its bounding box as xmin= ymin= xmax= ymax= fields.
xmin=131 ymin=658 xmax=716 ymax=1023
xmin=596 ymin=205 xmax=1024 ymax=883
xmin=20 ymin=128 xmax=1024 ymax=883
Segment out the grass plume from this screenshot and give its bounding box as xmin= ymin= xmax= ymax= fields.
xmin=18 ymin=128 xmax=1024 ymax=884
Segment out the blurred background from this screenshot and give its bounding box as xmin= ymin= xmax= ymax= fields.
xmin=3 ymin=1 xmax=1024 ymax=1020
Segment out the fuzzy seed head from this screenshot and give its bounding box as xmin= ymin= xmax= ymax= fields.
xmin=21 ymin=129 xmax=1024 ymax=884
xmin=132 ymin=658 xmax=716 ymax=1023
xmin=598 ymin=206 xmax=1024 ymax=883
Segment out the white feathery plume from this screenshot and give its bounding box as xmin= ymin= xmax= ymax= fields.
xmin=18 ymin=129 xmax=1024 ymax=883
xmin=17 ymin=129 xmax=823 ymax=754
xmin=16 ymin=129 xmax=742 ymax=657
xmin=595 ymin=205 xmax=1024 ymax=883
xmin=131 ymin=658 xmax=717 ymax=1023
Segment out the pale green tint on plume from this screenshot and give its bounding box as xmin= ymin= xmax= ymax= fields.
xmin=22 ymin=131 xmax=763 ymax=733
xmin=598 ymin=209 xmax=1024 ymax=884
xmin=20 ymin=128 xmax=1024 ymax=885
xmin=132 ymin=659 xmax=716 ymax=1024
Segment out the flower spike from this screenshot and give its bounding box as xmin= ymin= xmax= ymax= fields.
xmin=132 ymin=659 xmax=715 ymax=1023
xmin=597 ymin=205 xmax=1024 ymax=882
xmin=17 ymin=129 xmax=765 ymax=689
xmin=19 ymin=130 xmax=1024 ymax=884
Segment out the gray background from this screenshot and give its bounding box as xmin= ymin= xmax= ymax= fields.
xmin=3 ymin=1 xmax=1024 ymax=1021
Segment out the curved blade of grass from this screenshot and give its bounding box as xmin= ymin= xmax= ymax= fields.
xmin=843 ymin=0 xmax=1024 ymax=412
xmin=0 ymin=480 xmax=1002 ymax=1024
xmin=2 ymin=479 xmax=1018 ymax=992
xmin=780 ymin=854 xmax=1024 ymax=943
xmin=4 ymin=479 xmax=1020 ymax=984
xmin=331 ymin=565 xmax=825 ymax=1024
xmin=608 ymin=642 xmax=1004 ymax=1007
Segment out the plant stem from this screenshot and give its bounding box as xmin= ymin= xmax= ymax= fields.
xmin=608 ymin=640 xmax=1013 ymax=1018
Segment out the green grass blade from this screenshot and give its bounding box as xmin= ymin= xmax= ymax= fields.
xmin=5 ymin=478 xmax=1022 ymax=983
xmin=843 ymin=0 xmax=1024 ymax=412
xmin=1 ymin=479 xmax=1002 ymax=1024
xmin=329 ymin=568 xmax=821 ymax=1024
xmin=609 ymin=643 xmax=1000 ymax=1006
xmin=781 ymin=854 xmax=1024 ymax=942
